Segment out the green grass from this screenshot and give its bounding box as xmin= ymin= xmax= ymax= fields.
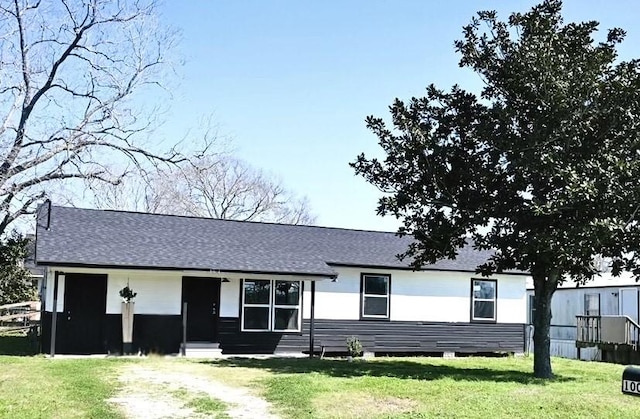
xmin=1 ymin=352 xmax=638 ymax=418
xmin=172 ymin=388 xmax=230 ymax=418
xmin=186 ymin=396 xmax=230 ymax=418
xmin=0 ymin=356 xmax=124 ymax=419
xmin=204 ymin=356 xmax=640 ymax=419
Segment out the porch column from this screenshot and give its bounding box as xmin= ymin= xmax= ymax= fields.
xmin=49 ymin=271 xmax=60 ymax=357
xmin=309 ymin=280 xmax=316 ymax=358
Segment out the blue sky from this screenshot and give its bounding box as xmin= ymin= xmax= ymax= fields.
xmin=156 ymin=0 xmax=640 ymax=231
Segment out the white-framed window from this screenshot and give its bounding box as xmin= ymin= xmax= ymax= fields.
xmin=471 ymin=279 xmax=497 ymax=322
xmin=241 ymin=279 xmax=301 ymax=332
xmin=361 ymin=274 xmax=390 ymax=319
xmin=584 ymin=293 xmax=600 ymax=316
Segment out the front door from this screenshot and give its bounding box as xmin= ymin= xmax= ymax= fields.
xmin=62 ymin=273 xmax=108 ymax=354
xmin=620 ymin=288 xmax=639 ymax=323
xmin=182 ymin=277 xmax=220 ymax=341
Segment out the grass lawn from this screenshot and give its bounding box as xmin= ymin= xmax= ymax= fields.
xmin=0 ymin=354 xmax=124 ymax=418
xmin=203 ymin=356 xmax=640 ymax=419
xmin=1 ymin=333 xmax=639 ymax=419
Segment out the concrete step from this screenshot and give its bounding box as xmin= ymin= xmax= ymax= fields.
xmin=181 ymin=342 xmax=222 ymax=358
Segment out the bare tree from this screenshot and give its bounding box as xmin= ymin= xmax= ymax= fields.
xmin=87 ymin=168 xmax=165 ymax=213
xmin=92 ymin=154 xmax=316 ymax=225
xmin=0 ymin=0 xmax=182 ymax=235
xmin=174 ymin=155 xmax=315 ymax=224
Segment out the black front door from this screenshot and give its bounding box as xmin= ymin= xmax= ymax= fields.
xmin=182 ymin=277 xmax=220 ymax=341
xmin=62 ymin=273 xmax=108 ymax=354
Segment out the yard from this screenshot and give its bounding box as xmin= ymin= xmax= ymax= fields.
xmin=0 ymin=339 xmax=638 ymax=418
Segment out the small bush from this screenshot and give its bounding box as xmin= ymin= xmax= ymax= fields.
xmin=346 ymin=336 xmax=363 ymax=357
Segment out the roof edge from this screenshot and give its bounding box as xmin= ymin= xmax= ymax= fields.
xmin=47 ymin=204 xmax=402 ymax=235
xmin=326 ymin=262 xmax=530 ymax=276
xmin=36 ymin=262 xmax=337 ymax=279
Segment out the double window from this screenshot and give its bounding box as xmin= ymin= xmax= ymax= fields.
xmin=471 ymin=279 xmax=497 ymax=322
xmin=361 ymin=274 xmax=390 ymax=319
xmin=242 ymin=279 xmax=301 ymax=332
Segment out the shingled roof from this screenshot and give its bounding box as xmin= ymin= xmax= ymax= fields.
xmin=35 ymin=206 xmax=502 ymax=277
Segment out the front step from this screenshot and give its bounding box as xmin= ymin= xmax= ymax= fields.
xmin=180 ymin=342 xmax=223 ymax=358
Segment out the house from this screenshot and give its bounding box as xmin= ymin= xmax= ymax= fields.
xmin=525 ymin=273 xmax=640 ymax=361
xmin=35 ymin=205 xmax=529 ymax=356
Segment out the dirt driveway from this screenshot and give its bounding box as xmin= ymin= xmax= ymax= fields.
xmin=109 ymin=361 xmax=279 ymax=419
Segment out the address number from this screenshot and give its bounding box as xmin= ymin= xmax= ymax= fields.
xmin=622 ymin=380 xmax=640 ymax=395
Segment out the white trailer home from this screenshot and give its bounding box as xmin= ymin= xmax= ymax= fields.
xmin=526 ymin=274 xmax=640 ymax=361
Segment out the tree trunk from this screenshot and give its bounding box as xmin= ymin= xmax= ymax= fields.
xmin=532 ymin=271 xmax=558 ymax=378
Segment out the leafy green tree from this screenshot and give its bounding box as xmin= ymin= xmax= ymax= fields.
xmin=0 ymin=234 xmax=35 ymax=306
xmin=352 ymin=0 xmax=640 ymax=378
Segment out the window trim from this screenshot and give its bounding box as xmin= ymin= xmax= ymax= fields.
xmin=240 ymin=279 xmax=302 ymax=332
xmin=272 ymin=280 xmax=302 ymax=332
xmin=470 ymin=278 xmax=497 ymax=323
xmin=584 ymin=293 xmax=601 ymax=317
xmin=528 ymin=294 xmax=535 ymax=325
xmin=360 ymin=273 xmax=391 ymax=320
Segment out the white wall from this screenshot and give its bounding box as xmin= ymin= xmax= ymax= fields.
xmin=42 ymin=266 xmax=317 ymax=318
xmin=43 ymin=270 xmax=64 ymax=312
xmin=106 ymin=271 xmax=182 ymax=315
xmin=220 ymin=278 xmax=240 ymax=317
xmin=526 ymin=286 xmax=632 ymax=326
xmin=308 ymin=267 xmax=527 ymax=324
xmin=527 ymin=271 xmax=639 ymax=290
xmin=527 ymin=338 xmax=601 ymax=361
xmin=42 ymin=266 xmax=527 ymax=324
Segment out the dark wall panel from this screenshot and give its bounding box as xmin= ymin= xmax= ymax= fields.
xmin=42 ymin=312 xmax=182 ymax=355
xmin=218 ymin=318 xmax=525 ymax=354
xmin=43 ymin=314 xmax=524 ymax=355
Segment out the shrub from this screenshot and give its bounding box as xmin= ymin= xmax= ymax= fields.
xmin=346 ymin=336 xmax=363 ymax=357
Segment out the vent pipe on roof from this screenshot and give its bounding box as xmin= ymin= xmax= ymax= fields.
xmin=36 ymin=199 xmax=52 ymax=230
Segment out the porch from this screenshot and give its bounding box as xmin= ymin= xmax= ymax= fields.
xmin=576 ymin=315 xmax=640 ymax=364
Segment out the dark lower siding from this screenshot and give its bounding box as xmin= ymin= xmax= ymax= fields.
xmin=42 ymin=313 xmax=524 ymax=355
xmin=219 ymin=318 xmax=525 ymax=354
xmin=42 ymin=312 xmax=182 ymax=355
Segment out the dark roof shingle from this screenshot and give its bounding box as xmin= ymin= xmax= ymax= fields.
xmin=36 ymin=206 xmax=500 ymax=276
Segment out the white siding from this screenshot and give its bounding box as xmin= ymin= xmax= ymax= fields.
xmin=310 ymin=271 xmax=361 ymax=320
xmin=309 ymin=267 xmax=527 ymax=323
xmin=42 ymin=265 xmax=527 ymax=324
xmin=43 ymin=266 xmax=321 ymax=317
xmin=106 ymin=271 xmax=182 ymax=315
xmin=43 ymin=269 xmax=64 ymax=312
xmin=527 ymin=338 xmax=601 ymax=361
xmin=527 ymin=286 xmax=631 ymax=327
xmin=220 ymin=278 xmax=240 ymax=317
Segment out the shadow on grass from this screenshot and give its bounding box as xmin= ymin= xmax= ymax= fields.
xmin=201 ymin=357 xmax=574 ymax=385
xmin=0 ymin=334 xmax=38 ymax=355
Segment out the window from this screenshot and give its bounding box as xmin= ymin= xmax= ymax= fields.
xmin=528 ymin=294 xmax=535 ymax=325
xmin=361 ymin=274 xmax=390 ymax=319
xmin=471 ymin=279 xmax=497 ymax=321
xmin=584 ymin=293 xmax=600 ymax=316
xmin=242 ymin=279 xmax=301 ymax=331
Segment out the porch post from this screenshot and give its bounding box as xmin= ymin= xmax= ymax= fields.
xmin=182 ymin=302 xmax=187 ymax=356
xmin=49 ymin=271 xmax=60 ymax=357
xmin=309 ymin=280 xmax=316 ymax=358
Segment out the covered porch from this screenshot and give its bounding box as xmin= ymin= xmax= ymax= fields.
xmin=41 ymin=267 xmax=330 ymax=357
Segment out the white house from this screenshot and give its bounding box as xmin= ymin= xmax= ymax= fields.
xmin=36 ymin=205 xmax=529 ymax=356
